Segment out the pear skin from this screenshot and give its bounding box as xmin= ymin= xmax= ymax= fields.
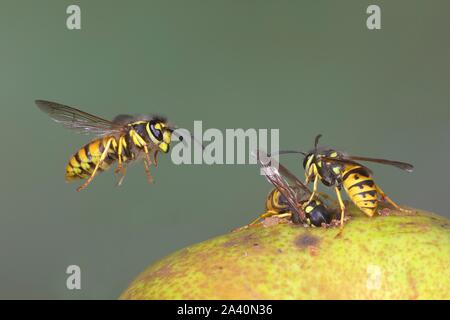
xmin=120 ymin=206 xmax=450 ymax=300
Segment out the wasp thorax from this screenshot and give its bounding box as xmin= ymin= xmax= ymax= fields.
xmin=133 ymin=123 xmax=149 ymax=139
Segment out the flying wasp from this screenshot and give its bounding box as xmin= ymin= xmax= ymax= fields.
xmin=278 ymin=135 xmax=414 ymax=227
xmin=240 ymin=150 xmax=334 ymax=230
xmin=36 ymin=100 xmax=182 ymax=191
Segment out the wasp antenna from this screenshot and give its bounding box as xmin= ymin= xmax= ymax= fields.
xmin=269 ymin=150 xmax=307 ymax=157
xmin=174 ymin=131 xmax=191 ymax=148
xmin=169 ymin=128 xmax=205 ymax=150
xmin=191 ymin=133 xmax=205 ymax=150
xmin=254 ymin=149 xmax=272 ymax=164
xmin=314 ymin=134 xmax=322 ymax=152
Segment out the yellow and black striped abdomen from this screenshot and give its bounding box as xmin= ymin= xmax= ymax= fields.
xmin=266 ymin=189 xmax=290 ymax=213
xmin=342 ymin=165 xmax=378 ymax=217
xmin=65 ymin=136 xmax=118 ymax=181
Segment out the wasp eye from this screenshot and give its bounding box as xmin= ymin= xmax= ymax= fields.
xmin=150 ymin=123 xmax=163 ymax=140
xmin=303 ymin=153 xmax=313 ymax=169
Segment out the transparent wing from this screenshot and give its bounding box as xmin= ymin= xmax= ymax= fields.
xmin=343 ymin=155 xmax=413 ymax=172
xmin=256 ymin=150 xmax=306 ymax=221
xmin=111 ymin=114 xmax=168 ymax=124
xmin=277 ymin=162 xmax=312 ymax=199
xmin=319 ymin=155 xmax=413 ymax=172
xmin=276 ymin=149 xmax=413 ymax=173
xmin=112 ymin=114 xmax=136 ymax=125
xmin=36 ymin=100 xmax=124 ymax=135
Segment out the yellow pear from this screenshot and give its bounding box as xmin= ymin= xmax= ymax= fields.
xmin=120 ymin=206 xmax=450 ymax=299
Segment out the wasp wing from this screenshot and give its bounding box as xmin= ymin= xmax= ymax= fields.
xmin=317 ymin=156 xmax=373 ymax=175
xmin=112 ymin=114 xmax=168 ymax=124
xmin=319 ymin=155 xmax=413 ymax=172
xmin=277 ymin=162 xmax=312 ymax=200
xmin=112 ymin=114 xmax=136 ymax=125
xmin=262 ymin=166 xmax=306 ymax=222
xmin=256 ymin=150 xmax=306 ymax=221
xmin=35 ymin=100 xmax=124 ymax=136
xmin=342 ymin=156 xmax=413 ymax=172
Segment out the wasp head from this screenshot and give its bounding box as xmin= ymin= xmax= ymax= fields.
xmin=147 ymin=120 xmax=172 ymax=153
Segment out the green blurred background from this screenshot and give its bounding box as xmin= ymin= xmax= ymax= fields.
xmin=0 ymin=0 xmax=449 ymax=299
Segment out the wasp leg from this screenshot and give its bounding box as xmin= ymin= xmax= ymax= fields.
xmin=304 ymin=176 xmax=310 ymax=187
xmin=376 ymin=186 xmax=411 ymax=213
xmin=114 ymin=154 xmax=123 ymax=175
xmin=153 ymin=150 xmax=159 ymax=167
xmin=254 ymin=212 xmax=292 ymax=225
xmin=77 ymin=138 xmax=114 ymax=192
xmin=115 ymin=159 xmax=122 ymax=174
xmin=142 ymin=158 xmax=154 ymax=184
xmin=274 ymin=213 xmax=292 ymax=219
xmin=306 ymin=175 xmax=319 ymax=205
xmin=245 ymin=211 xmax=277 ymax=228
xmin=115 ymin=166 xmax=128 ymax=187
xmin=114 ymin=139 xmax=126 ymax=185
xmin=143 ymin=145 xmax=153 ymax=165
xmin=115 ymin=136 xmax=126 ymax=174
xmin=335 ymin=186 xmax=346 ymax=227
xmin=142 ymin=145 xmax=154 ymax=184
xmin=233 ymin=211 xmax=292 ymax=232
